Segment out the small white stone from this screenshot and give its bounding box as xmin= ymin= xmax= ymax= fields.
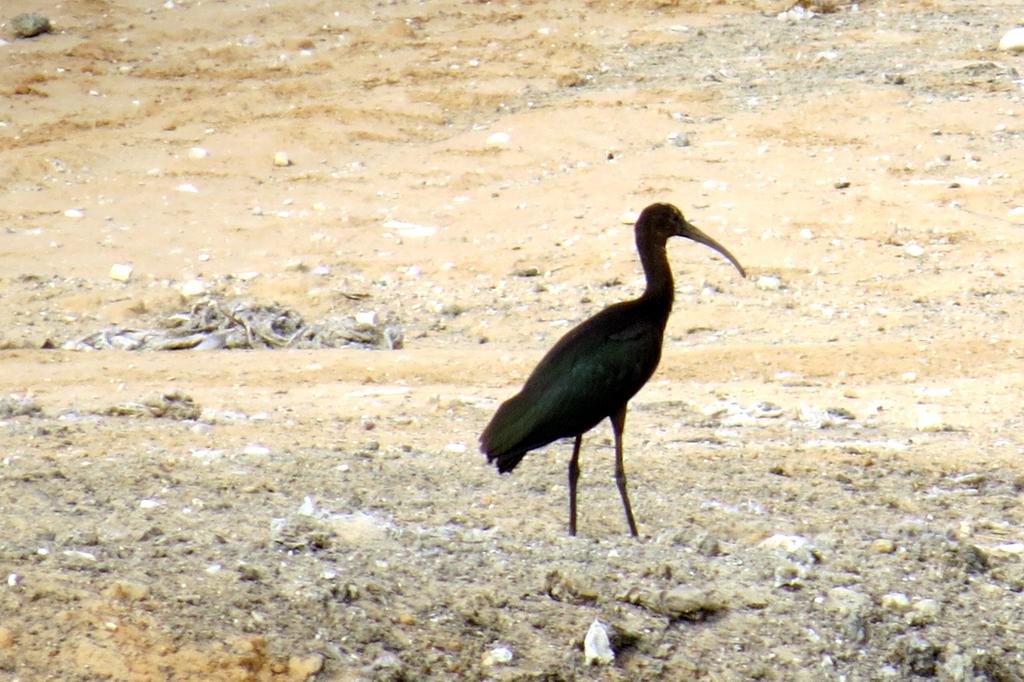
xmin=756 ymin=275 xmax=782 ymax=291
xmin=901 ymin=371 xmax=918 ymax=382
xmin=485 ymin=131 xmax=511 ymax=148
xmin=881 ymin=592 xmax=911 ymax=612
xmin=7 ymin=573 xmax=21 ymax=587
xmin=992 ymin=542 xmax=1024 ymax=556
xmin=178 ymin=279 xmax=208 ymax=298
xmin=998 ymin=27 xmax=1024 ymax=51
xmin=1006 ymin=206 xmax=1024 ymax=223
xmin=382 ymin=219 xmax=437 ymax=238
xmin=355 ymin=310 xmax=379 ymax=326
xmin=109 ymin=263 xmax=134 ymax=282
xmin=273 ymin=151 xmax=292 ymax=167
xmin=188 ymin=146 xmax=209 ymax=160
xmin=797 ymin=403 xmax=829 ymax=428
xmin=907 ymin=598 xmax=940 ymax=625
xmin=63 ymin=550 xmax=97 ymax=562
xmin=871 ymin=538 xmax=896 ymax=553
xmin=619 ymin=210 xmax=640 ymax=225
xmin=758 ymin=534 xmax=812 ymax=554
xmin=242 ymin=444 xmax=271 ymax=456
xmin=64 ymin=208 xmax=85 ymax=218
xmin=444 ymin=442 xmax=467 ymax=454
xmin=482 ymin=645 xmax=514 ymax=666
xmin=667 ymin=131 xmax=690 ymax=147
xmin=139 ymin=499 xmax=161 ymax=509
xmin=778 ymin=5 xmax=812 ymax=20
xmin=799 ymin=228 xmax=814 ymax=240
xmin=702 ymin=399 xmax=757 ymax=427
xmin=584 ymin=619 xmax=614 ymax=665
xmin=914 ymin=406 xmax=947 ymax=432
xmin=825 ymin=587 xmax=870 ymax=615
xmin=904 ymin=243 xmax=924 ymax=258
xmin=298 ymin=497 xmax=318 ymax=516
xmin=175 ymin=183 xmax=199 ymax=193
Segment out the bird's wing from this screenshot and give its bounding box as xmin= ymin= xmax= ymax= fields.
xmin=507 ymin=313 xmax=663 ymax=445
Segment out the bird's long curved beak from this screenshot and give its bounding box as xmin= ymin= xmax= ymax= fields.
xmin=681 ymin=220 xmax=746 ymax=279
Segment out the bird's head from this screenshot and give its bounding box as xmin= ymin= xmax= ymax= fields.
xmin=637 ymin=202 xmax=746 ymax=278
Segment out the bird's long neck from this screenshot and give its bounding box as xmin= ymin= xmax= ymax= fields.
xmin=637 ymin=232 xmax=674 ymax=314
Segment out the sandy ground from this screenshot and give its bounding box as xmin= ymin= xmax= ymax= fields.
xmin=3 ymin=0 xmax=1024 ymax=679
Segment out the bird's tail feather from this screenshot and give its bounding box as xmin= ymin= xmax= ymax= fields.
xmin=487 ymin=447 xmax=527 ymax=474
xmin=480 ymin=423 xmax=528 ymax=473
xmin=480 ymin=395 xmax=536 ymax=473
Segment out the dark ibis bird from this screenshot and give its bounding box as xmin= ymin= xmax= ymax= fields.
xmin=480 ymin=202 xmax=745 ymax=537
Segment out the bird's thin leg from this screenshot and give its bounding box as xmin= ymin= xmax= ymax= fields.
xmin=610 ymin=406 xmax=639 ymax=537
xmin=568 ymin=435 xmax=582 ymax=536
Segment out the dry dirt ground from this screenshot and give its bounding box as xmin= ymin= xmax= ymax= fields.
xmin=3 ymin=0 xmax=1024 ymax=679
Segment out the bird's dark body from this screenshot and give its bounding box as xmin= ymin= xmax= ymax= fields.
xmin=481 ymin=296 xmax=670 ymax=474
xmin=480 ymin=202 xmax=745 ymax=537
